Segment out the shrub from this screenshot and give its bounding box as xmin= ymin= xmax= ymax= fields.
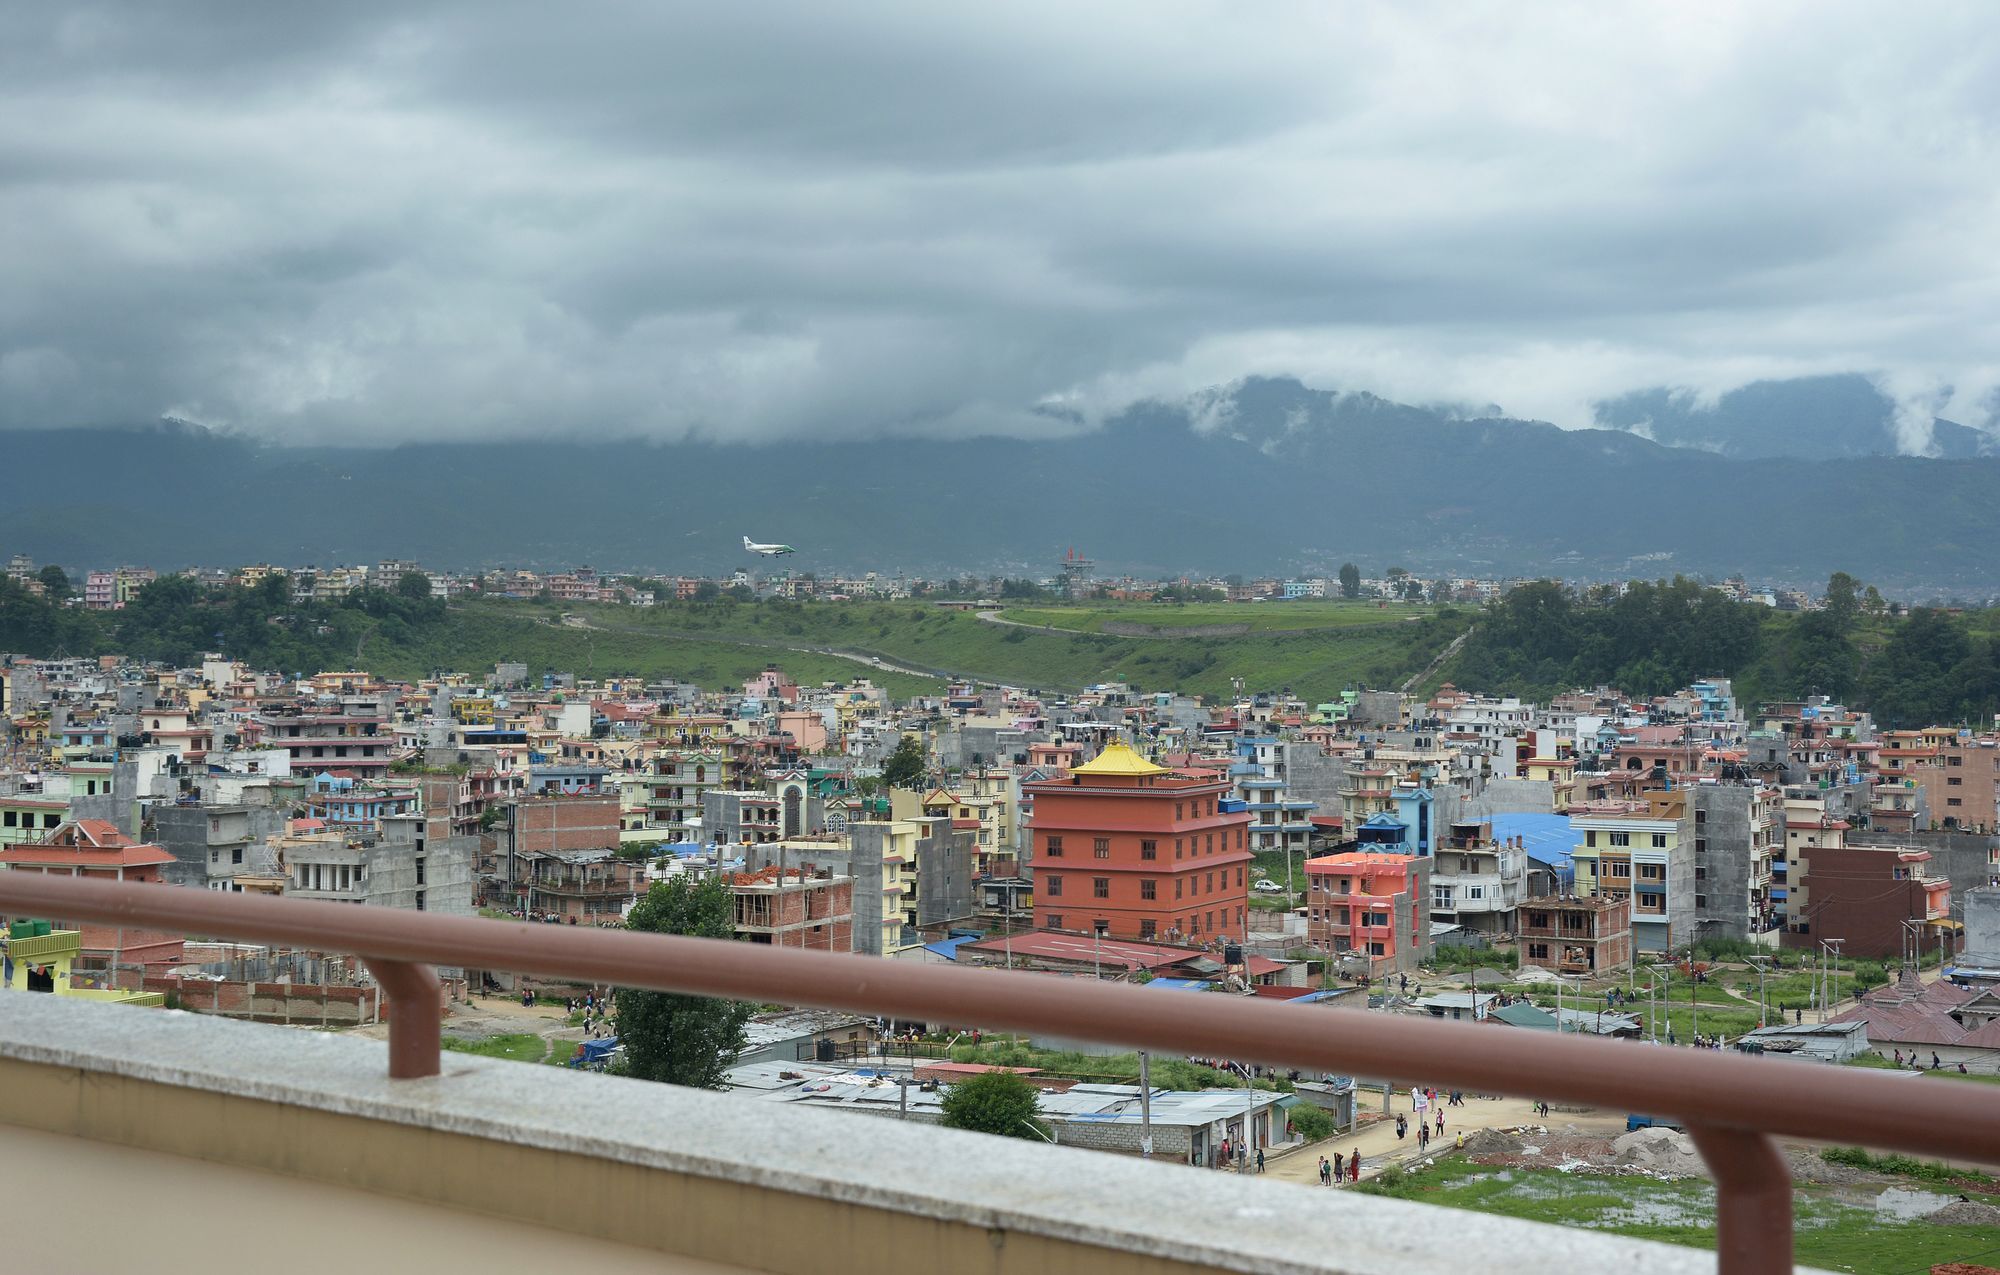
xmin=1289 ymin=1103 xmax=1335 ymax=1142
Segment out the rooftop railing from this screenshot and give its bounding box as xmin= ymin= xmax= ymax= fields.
xmin=2 ymin=873 xmax=1995 ymax=1275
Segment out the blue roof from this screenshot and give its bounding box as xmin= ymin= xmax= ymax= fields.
xmin=924 ymin=936 xmax=979 ymax=961
xmin=1360 ymin=812 xmax=1407 ymax=829
xmin=1144 ymin=978 xmax=1215 ymax=991
xmin=1490 ymin=812 xmax=1575 ymax=888
xmin=1288 ymin=988 xmax=1361 ymax=1004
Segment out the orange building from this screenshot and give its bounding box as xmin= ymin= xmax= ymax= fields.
xmin=1302 ymin=851 xmax=1432 ymax=977
xmin=1025 ymin=742 xmax=1252 ymax=944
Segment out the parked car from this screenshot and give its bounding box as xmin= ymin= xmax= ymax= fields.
xmin=1625 ymin=1114 xmax=1685 ymax=1133
xmin=1251 ymin=879 xmax=1287 ymax=895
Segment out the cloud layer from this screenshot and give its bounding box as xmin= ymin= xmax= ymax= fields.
xmin=2 ymin=1 xmax=1997 ymax=446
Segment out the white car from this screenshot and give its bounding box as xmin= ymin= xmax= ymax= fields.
xmin=1251 ymin=879 xmax=1287 ymax=895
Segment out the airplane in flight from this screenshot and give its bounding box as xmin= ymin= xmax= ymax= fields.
xmin=743 ymin=536 xmax=796 ymax=557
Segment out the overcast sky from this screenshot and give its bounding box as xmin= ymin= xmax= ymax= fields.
xmin=3 ymin=1 xmax=1997 ymax=449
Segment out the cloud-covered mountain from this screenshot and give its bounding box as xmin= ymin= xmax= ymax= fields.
xmin=5 ymin=379 xmax=1999 ymax=594
xmin=1594 ymin=375 xmax=1995 ymax=459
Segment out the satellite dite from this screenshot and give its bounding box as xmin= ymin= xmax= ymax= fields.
xmin=743 ymin=536 xmax=796 ymax=557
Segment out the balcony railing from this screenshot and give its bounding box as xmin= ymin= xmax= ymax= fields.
xmin=3 ymin=875 xmax=1997 ymax=1275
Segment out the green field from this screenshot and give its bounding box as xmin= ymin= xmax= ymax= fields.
xmin=1358 ymin=1157 xmax=2000 ymax=1274
xmin=481 ymin=598 xmax=1472 ymax=701
xmin=1001 ymin=600 xmax=1431 ymax=634
xmin=364 ymin=602 xmax=946 ymax=698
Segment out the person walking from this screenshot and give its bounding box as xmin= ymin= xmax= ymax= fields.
xmin=1256 ymin=1147 xmax=1266 ymax=1175
xmin=1350 ymin=1149 xmax=1361 ymax=1182
xmin=1419 ymin=1123 xmax=1430 ymax=1152
xmin=1435 ymin=1108 xmax=1445 ymax=1136
xmin=1332 ymin=1152 xmax=1344 ymax=1184
xmin=1319 ymin=1156 xmax=1330 ymax=1185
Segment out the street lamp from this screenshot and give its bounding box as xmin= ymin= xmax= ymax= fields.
xmin=1747 ymin=955 xmax=1773 ymax=1029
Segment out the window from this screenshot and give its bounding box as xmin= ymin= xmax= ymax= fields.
xmin=231 ymin=847 xmax=244 ymax=865
xmin=1651 ymin=834 xmax=1667 ymax=848
xmin=1175 ymin=838 xmax=1184 ymax=859
xmin=1094 ymin=920 xmax=1109 ymax=938
xmin=1467 ymin=885 xmax=1484 ymax=900
xmin=1047 ymin=875 xmax=1063 ymax=897
xmin=0 ymin=812 xmax=11 ymax=827
xmin=1527 ymin=911 xmax=1549 ymax=928
xmin=1141 ymin=839 xmax=1158 ymax=861
xmin=1696 ymin=838 xmax=1707 ymax=854
xmin=1235 ymin=866 xmax=1244 ymax=887
xmin=1206 ymin=833 xmax=1214 ymax=854
xmin=1045 ymin=836 xmax=1063 ymax=858
xmin=1586 ymin=831 xmax=1597 ymax=847
xmin=1336 ymin=908 xmax=1349 ymax=926
xmin=1206 ymin=872 xmax=1215 ymax=893
xmin=1093 ymin=877 xmax=1109 ymax=899
xmin=1695 ymin=866 xmax=1707 ymax=880
xmin=1528 ymin=942 xmax=1549 ymax=959
xmin=1238 ymin=829 xmax=1245 ymax=848
xmin=1694 ymin=894 xmax=1707 ymax=909
xmin=1176 ymin=879 xmax=1184 ymax=899
xmin=1141 ymin=879 xmax=1157 ymax=900
xmin=1206 ymin=910 xmax=1215 ymax=931
xmin=1695 ymin=809 xmax=1707 ymax=825
xmin=1138 ymin=919 xmax=1156 ymax=939
xmin=1368 ymin=942 xmax=1385 ymax=956
xmin=1610 ymin=832 xmax=1631 ymax=847
xmin=1609 ymin=861 xmax=1631 ymax=878
xmin=1094 ymin=837 xmax=1111 ymax=859
xmin=1045 ymin=914 xmax=1063 ymax=930
xmin=1175 ymin=803 xmax=1184 ymax=821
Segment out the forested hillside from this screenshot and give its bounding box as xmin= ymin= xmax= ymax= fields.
xmin=1449 ymin=576 xmax=2000 ymax=728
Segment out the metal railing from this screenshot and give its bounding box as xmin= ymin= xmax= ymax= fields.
xmin=4 ymin=874 xmax=1996 ymax=1275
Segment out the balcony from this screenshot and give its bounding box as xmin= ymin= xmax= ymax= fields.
xmin=3 ymin=875 xmax=1996 ymax=1275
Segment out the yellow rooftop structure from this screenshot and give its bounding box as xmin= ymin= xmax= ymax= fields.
xmin=1069 ymin=741 xmax=1167 ymax=777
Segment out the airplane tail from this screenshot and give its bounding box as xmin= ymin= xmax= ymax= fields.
xmin=743 ymin=536 xmax=753 ymax=549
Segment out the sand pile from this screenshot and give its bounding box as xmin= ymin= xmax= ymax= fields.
xmin=1612 ymin=1127 xmax=1704 ymax=1177
xmin=1458 ymin=1128 xmax=1526 ymax=1156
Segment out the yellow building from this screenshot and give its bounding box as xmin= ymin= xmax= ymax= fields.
xmin=1569 ymin=791 xmax=1690 ymax=954
xmin=1 ymin=924 xmax=164 ymax=1005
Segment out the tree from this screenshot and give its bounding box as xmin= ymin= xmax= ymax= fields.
xmin=397 ymin=570 xmax=434 ymax=601
xmin=1824 ymin=572 xmax=1861 ymax=631
xmin=1338 ymin=563 xmax=1361 ymax=599
xmin=693 ymin=580 xmax=721 ymax=602
xmin=614 ymin=876 xmax=753 ymax=1089
xmin=938 ymin=1071 xmax=1049 ymax=1142
xmin=881 ymin=733 xmax=928 ymax=790
xmin=36 ymin=565 xmax=69 ymax=598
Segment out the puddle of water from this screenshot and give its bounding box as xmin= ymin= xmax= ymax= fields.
xmin=1874 ymin=1187 xmax=1953 ymax=1221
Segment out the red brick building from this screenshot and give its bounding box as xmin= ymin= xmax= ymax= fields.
xmin=1025 ymin=742 xmax=1252 ymax=944
xmin=0 ymin=820 xmax=184 ymax=968
xmin=729 ymin=866 xmax=853 ymax=952
xmin=1517 ymin=894 xmax=1633 ymax=976
xmin=1784 ymin=843 xmax=1953 ymax=960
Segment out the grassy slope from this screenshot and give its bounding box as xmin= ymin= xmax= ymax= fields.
xmin=361 ymin=603 xmax=944 ymax=698
xmin=478 ymin=599 xmax=1472 ymax=700
xmin=1362 ymin=1157 xmax=2000 ymax=1274
xmin=1001 ymin=600 xmax=1430 ymax=633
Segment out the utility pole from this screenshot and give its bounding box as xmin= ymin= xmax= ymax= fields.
xmin=1138 ymin=1050 xmax=1154 ymax=1157
xmin=1823 ymin=938 xmax=1844 ymax=1019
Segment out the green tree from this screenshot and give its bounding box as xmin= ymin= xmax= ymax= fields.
xmin=1337 ymin=563 xmax=1361 ymax=598
xmin=880 ymin=734 xmax=928 ymax=790
xmin=397 ymin=570 xmax=435 ymax=601
xmin=614 ymin=877 xmax=753 ymax=1089
xmin=1824 ymin=572 xmax=1861 ymax=631
xmin=938 ymin=1071 xmax=1049 ymax=1142
xmin=35 ymin=565 xmax=70 ymax=598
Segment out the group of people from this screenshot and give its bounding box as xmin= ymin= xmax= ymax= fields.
xmin=570 ymin=992 xmax=614 ymax=1038
xmin=1893 ymin=1049 xmax=1969 ymax=1073
xmin=1317 ymin=1150 xmax=1362 ymax=1185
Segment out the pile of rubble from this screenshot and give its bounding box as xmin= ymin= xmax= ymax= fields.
xmin=1611 ymin=1127 xmax=1705 ymax=1178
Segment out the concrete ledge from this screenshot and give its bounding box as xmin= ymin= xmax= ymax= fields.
xmin=0 ymin=996 xmax=1718 ymax=1275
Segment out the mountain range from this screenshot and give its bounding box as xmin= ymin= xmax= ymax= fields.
xmin=2 ymin=376 xmax=1997 ymax=592
xmin=1593 ymin=373 xmax=1994 ymax=459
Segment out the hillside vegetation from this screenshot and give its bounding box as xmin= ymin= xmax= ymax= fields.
xmin=5 ymin=573 xmax=1998 ymax=724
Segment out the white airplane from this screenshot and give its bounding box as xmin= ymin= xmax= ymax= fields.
xmin=743 ymin=535 xmax=796 ymax=557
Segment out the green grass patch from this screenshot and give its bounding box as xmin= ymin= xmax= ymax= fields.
xmin=1357 ymin=1157 xmax=2000 ymax=1274
xmin=1001 ymin=600 xmax=1430 ymax=634
xmin=500 ymin=597 xmax=1469 ymax=700
xmin=441 ymin=1033 xmax=550 ymax=1063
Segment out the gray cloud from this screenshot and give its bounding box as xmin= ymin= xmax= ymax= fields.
xmin=2 ymin=0 xmax=1997 ymax=447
